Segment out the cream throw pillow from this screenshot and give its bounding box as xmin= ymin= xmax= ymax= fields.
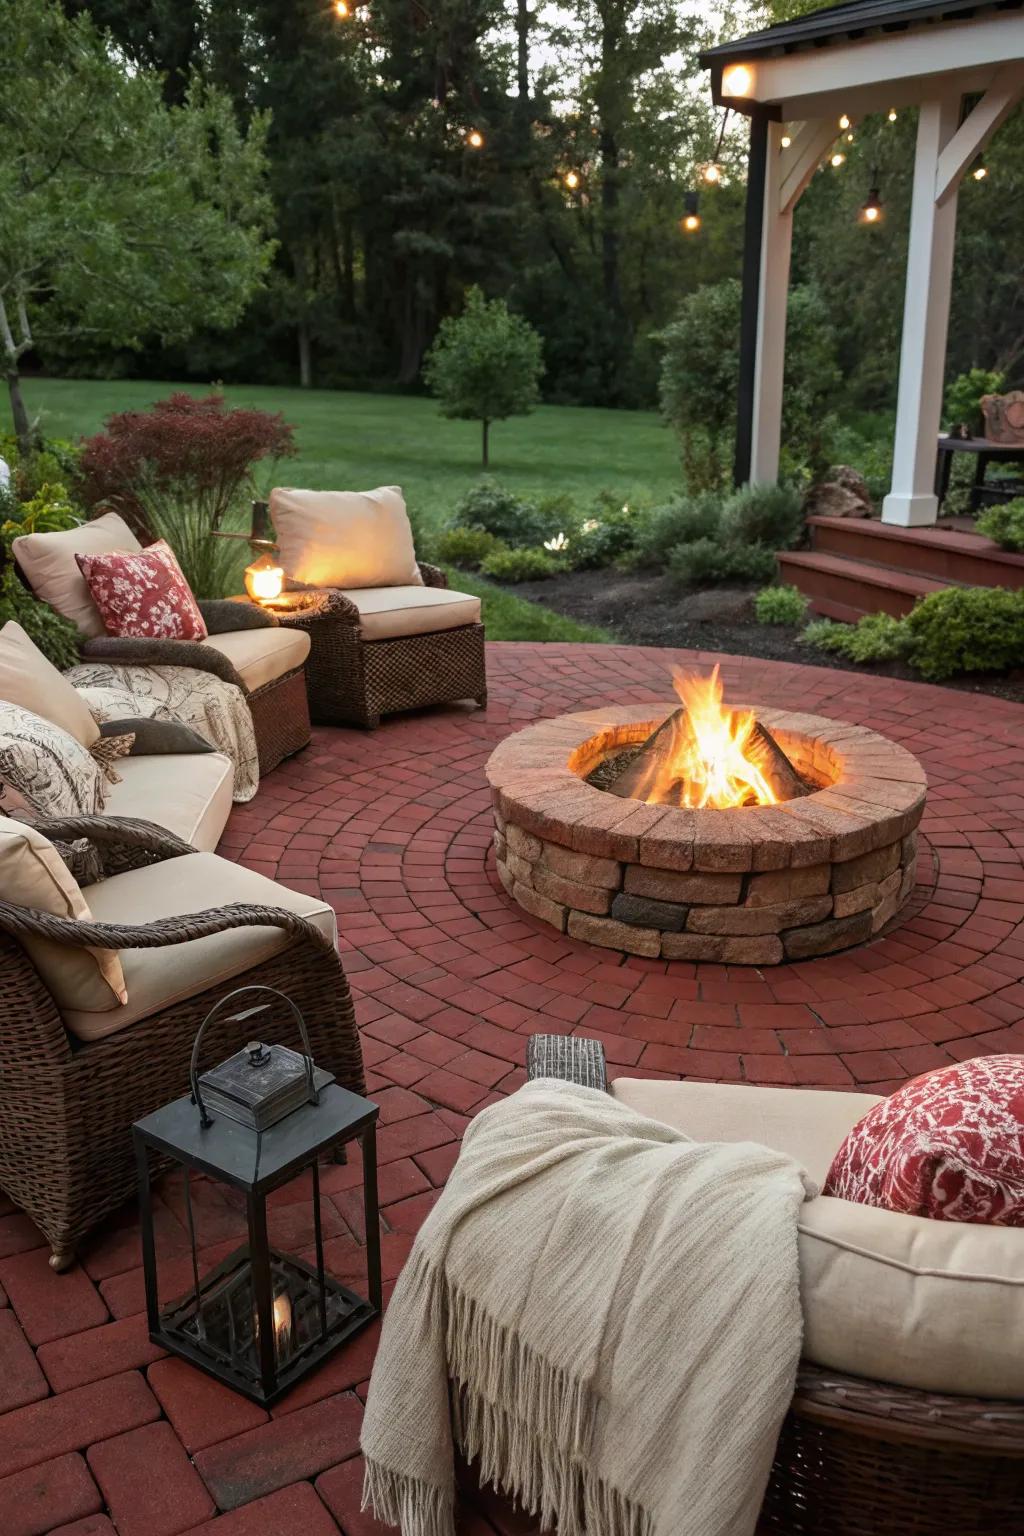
xmin=12 ymin=510 xmax=142 ymax=639
xmin=0 ymin=621 xmax=99 ymax=747
xmin=269 ymin=486 xmax=423 ymax=590
xmin=0 ymin=815 xmax=127 ymax=1012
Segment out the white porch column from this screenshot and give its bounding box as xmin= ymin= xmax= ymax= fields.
xmin=882 ymin=96 xmax=961 ymax=527
xmin=749 ymin=121 xmax=791 ymax=485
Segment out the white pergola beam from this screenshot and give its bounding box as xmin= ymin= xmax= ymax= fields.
xmin=779 ymin=119 xmax=849 ymax=214
xmin=882 ymin=96 xmax=962 ymax=528
xmin=737 ymin=14 xmax=1024 ymax=111
xmin=935 ymin=65 xmax=1024 ymax=204
xmin=750 ymin=122 xmax=793 ymax=485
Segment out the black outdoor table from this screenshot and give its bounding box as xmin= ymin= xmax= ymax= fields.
xmin=934 ymin=434 xmax=1024 ymax=511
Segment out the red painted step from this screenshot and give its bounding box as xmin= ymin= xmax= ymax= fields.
xmin=806 ymin=516 xmax=1024 ymax=589
xmin=776 ymin=550 xmax=947 ymax=621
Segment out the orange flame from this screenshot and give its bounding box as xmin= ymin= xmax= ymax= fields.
xmin=632 ymin=666 xmax=778 ymax=810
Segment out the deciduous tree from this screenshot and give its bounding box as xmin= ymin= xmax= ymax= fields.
xmin=423 ymin=286 xmax=544 ymax=465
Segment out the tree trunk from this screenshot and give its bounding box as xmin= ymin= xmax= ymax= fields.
xmin=516 ymin=0 xmax=531 ymax=151
xmin=482 ymin=419 xmax=490 ymax=468
xmin=6 ymin=370 xmax=32 ymax=459
xmin=298 ymin=323 xmax=313 ymax=388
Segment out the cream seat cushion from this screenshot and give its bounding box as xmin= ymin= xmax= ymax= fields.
xmin=340 ymin=585 xmax=482 ymax=642
xmin=202 ymin=625 xmax=310 ymax=693
xmin=102 ymin=752 xmax=234 ymax=852
xmin=0 ymin=621 xmax=99 ymax=747
xmin=0 ymin=815 xmax=126 ymax=1012
xmin=12 ymin=511 xmax=141 ymax=640
xmin=270 ymin=486 xmax=423 ymax=590
xmin=62 ymin=851 xmax=338 ymax=1042
xmin=611 ymin=1076 xmax=1024 ymax=1400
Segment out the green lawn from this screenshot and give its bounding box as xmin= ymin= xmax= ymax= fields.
xmin=4 ymin=377 xmax=682 ymax=537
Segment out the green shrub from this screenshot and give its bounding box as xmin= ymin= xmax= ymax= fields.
xmin=1 ymin=433 xmax=84 ymax=506
xmin=0 ymin=481 xmax=81 ymax=550
xmin=0 ymin=567 xmax=80 ymax=669
xmin=633 ymin=493 xmax=720 ymax=568
xmin=669 ymin=539 xmax=777 ymax=587
xmin=720 ymin=482 xmax=804 ymax=551
xmin=977 ymin=499 xmax=1024 ymax=552
xmin=480 ymin=546 xmax=558 ymax=582
xmin=452 ymin=479 xmax=552 ymax=547
xmin=571 ymin=498 xmax=643 ymax=570
xmin=944 ymin=368 xmax=1004 ymax=435
xmin=802 ymin=613 xmax=909 ymax=664
xmin=435 ymin=526 xmax=507 ymax=569
xmin=903 ymin=586 xmax=1024 ymax=681
xmin=754 ymin=585 xmax=808 ymax=625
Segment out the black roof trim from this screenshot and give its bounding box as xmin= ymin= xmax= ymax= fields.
xmin=700 ymin=0 xmax=1021 ymax=66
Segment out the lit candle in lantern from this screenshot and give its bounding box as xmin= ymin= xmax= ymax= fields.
xmin=245 ymin=551 xmax=285 ymax=605
xmin=273 ymin=1290 xmax=293 ymax=1358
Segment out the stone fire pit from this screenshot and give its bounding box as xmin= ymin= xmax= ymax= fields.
xmin=486 ymin=704 xmax=927 ymax=964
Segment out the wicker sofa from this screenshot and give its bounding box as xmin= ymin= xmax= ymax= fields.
xmin=526 ymin=1035 xmax=1024 ymax=1536
xmin=12 ymin=511 xmax=312 ymax=774
xmin=0 ymin=814 xmax=365 ymax=1272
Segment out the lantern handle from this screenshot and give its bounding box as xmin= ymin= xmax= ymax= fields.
xmin=189 ymin=985 xmax=319 ymax=1129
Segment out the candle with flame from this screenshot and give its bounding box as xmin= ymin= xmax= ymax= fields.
xmin=273 ymin=1290 xmax=293 ymax=1358
xmin=245 ymin=551 xmax=285 ymax=605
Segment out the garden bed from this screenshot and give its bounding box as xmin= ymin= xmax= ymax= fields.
xmin=504 ymin=568 xmax=1024 ymax=702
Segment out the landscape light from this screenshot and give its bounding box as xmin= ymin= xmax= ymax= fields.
xmin=681 ymin=190 xmax=701 ymax=233
xmin=722 ymin=64 xmax=753 ymax=98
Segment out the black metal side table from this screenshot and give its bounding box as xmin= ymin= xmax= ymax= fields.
xmin=934 ymin=434 xmax=1024 ymax=511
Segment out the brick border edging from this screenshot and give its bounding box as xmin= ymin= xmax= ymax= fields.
xmin=485 ymin=704 xmax=927 ymax=964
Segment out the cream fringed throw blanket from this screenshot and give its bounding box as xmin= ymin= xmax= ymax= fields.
xmin=361 ymin=1079 xmax=815 ymax=1536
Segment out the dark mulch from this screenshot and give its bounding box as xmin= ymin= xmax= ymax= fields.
xmin=508 ymin=568 xmax=1024 ymax=703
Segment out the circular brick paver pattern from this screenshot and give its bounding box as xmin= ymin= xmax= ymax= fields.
xmin=222 ymin=643 xmax=1024 ymax=1100
xmin=1 ymin=642 xmax=1021 ymax=1536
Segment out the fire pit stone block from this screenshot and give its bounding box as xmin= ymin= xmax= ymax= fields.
xmin=486 ymin=706 xmax=927 ymax=966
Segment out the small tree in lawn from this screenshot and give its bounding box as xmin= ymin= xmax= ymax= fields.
xmin=423 ymin=288 xmax=544 ymax=468
xmin=0 ymin=0 xmax=274 ymax=455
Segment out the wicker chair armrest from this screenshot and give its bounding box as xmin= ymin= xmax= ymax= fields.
xmin=31 ymin=815 xmax=195 ymax=876
xmin=0 ymin=900 xmax=335 ymax=956
xmin=526 ymin=1034 xmax=609 ymax=1090
xmin=198 ymin=599 xmax=279 ymax=633
xmin=418 ymin=562 xmax=449 ymax=589
xmin=278 ymin=588 xmax=361 ymax=624
xmin=80 ymin=635 xmax=246 ymax=692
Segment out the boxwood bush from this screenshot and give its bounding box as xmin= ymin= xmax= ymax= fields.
xmin=754 ymin=585 xmax=808 ymax=625
xmin=976 ymin=499 xmax=1024 ymax=552
xmin=480 ymin=546 xmax=558 ymax=582
xmin=802 ymin=586 xmax=1024 ymax=681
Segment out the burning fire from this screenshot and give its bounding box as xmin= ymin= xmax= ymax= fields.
xmin=633 ymin=666 xmax=779 ymax=810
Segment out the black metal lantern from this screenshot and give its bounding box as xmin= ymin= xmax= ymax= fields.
xmin=133 ymin=986 xmax=381 ymax=1407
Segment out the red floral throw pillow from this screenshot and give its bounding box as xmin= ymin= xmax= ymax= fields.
xmin=76 ymin=540 xmax=208 ymax=642
xmin=825 ymin=1055 xmax=1024 ymax=1225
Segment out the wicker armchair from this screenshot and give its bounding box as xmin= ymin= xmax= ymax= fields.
xmin=0 ymin=816 xmax=364 ymax=1272
xmin=526 ymin=1035 xmax=1024 ymax=1536
xmin=80 ymin=598 xmax=311 ymax=774
xmin=271 ymin=563 xmax=487 ymax=730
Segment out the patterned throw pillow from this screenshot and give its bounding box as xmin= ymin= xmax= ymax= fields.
xmin=75 ymin=540 xmax=208 ymax=641
xmin=825 ymin=1056 xmax=1024 ymax=1225
xmin=0 ymin=702 xmax=106 ymax=818
xmin=88 ymin=732 xmax=136 ymax=785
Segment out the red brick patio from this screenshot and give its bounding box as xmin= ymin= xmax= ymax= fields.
xmin=2 ymin=642 xmax=1023 ymax=1534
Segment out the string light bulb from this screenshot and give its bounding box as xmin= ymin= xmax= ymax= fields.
xmin=333 ymin=0 xmax=350 ymax=15
xmin=838 ymin=114 xmax=850 ymax=130
xmin=564 ymin=169 xmax=580 ymax=190
xmin=722 ymin=64 xmax=753 ymax=98
xmin=888 ymin=108 xmax=898 ymax=122
xmin=681 ymin=190 xmax=701 ymax=233
xmin=972 ymin=162 xmax=988 ymax=181
xmin=701 ymin=162 xmax=722 ymax=184
xmin=466 ymin=129 xmax=484 ymax=149
xmin=830 ymin=151 xmax=846 ymax=168
xmin=858 ymin=181 xmax=884 ymax=225
xmin=780 ymin=133 xmax=792 ymax=149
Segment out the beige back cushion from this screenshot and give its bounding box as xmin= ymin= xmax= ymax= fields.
xmin=269 ymin=487 xmax=422 ymax=590
xmin=611 ymin=1076 xmax=1024 ymax=1400
xmin=13 ymin=511 xmax=142 ymax=639
xmin=0 ymin=620 xmax=99 ymax=746
xmin=0 ymin=815 xmax=126 ymax=1013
